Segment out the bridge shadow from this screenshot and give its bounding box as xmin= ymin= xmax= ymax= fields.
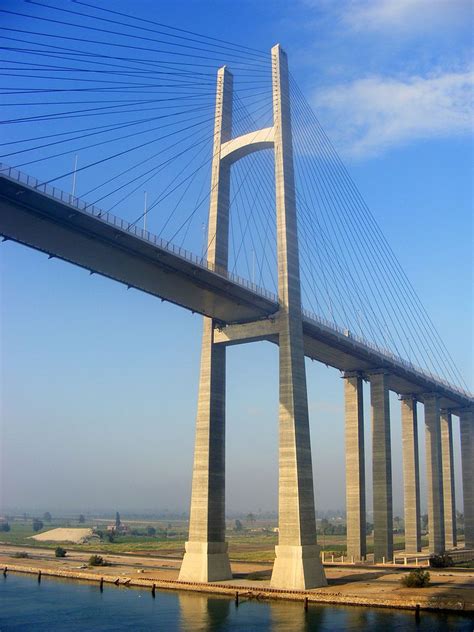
xmin=233 ymin=569 xmax=272 ymax=581
xmin=326 ymin=570 xmax=390 ymax=585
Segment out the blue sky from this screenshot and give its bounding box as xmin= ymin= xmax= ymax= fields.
xmin=1 ymin=0 xmax=472 ymax=516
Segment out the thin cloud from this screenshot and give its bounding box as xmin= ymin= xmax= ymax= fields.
xmin=313 ymin=69 xmax=473 ymax=158
xmin=342 ymin=0 xmax=472 ymax=33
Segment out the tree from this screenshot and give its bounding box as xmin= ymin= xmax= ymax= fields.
xmin=147 ymin=526 xmax=156 ymax=536
xmin=234 ymin=519 xmax=243 ymax=531
xmin=55 ymin=547 xmax=67 ymax=558
xmin=429 ymin=554 xmax=453 ymax=568
xmin=88 ymin=555 xmax=107 ymax=567
xmin=246 ymin=513 xmax=256 ymax=526
xmin=32 ymin=519 xmax=44 ymax=532
xmin=43 ymin=512 xmax=52 ymax=522
xmin=115 ymin=512 xmax=121 ymax=529
xmin=0 ymin=523 xmax=10 ymax=532
xmin=78 ymin=514 xmax=85 ymax=524
xmin=401 ymin=569 xmax=430 ymax=588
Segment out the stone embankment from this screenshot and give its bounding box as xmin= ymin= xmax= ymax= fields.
xmin=3 ymin=562 xmax=473 ymax=613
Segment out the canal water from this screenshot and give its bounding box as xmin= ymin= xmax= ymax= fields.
xmin=1 ymin=574 xmax=473 ymax=631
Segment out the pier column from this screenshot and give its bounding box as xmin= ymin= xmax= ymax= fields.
xmin=440 ymin=411 xmax=457 ymax=549
xmin=270 ymin=44 xmax=326 ymax=590
xmin=401 ymin=396 xmax=422 ymax=553
xmin=179 ymin=67 xmax=233 ymax=582
xmin=369 ymin=372 xmax=393 ymax=563
xmin=460 ymin=408 xmax=474 ymax=548
xmin=424 ymin=394 xmax=445 ymax=555
xmin=344 ymin=373 xmax=366 ymax=561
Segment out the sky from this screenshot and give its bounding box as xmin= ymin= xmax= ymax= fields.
xmin=1 ymin=0 xmax=473 ymax=517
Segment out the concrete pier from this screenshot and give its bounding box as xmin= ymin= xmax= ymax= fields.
xmin=179 ymin=67 xmax=233 ymax=582
xmin=424 ymin=394 xmax=445 ymax=555
xmin=370 ymin=372 xmax=393 ymax=563
xmin=401 ymin=396 xmax=422 ymax=552
xmin=344 ymin=374 xmax=366 ymax=561
xmin=440 ymin=411 xmax=457 ymax=549
xmin=460 ymin=409 xmax=474 ymax=549
xmin=269 ymin=44 xmax=326 ymax=590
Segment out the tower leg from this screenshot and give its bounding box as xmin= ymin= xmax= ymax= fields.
xmin=179 ymin=319 xmax=231 ymax=582
xmin=269 ymin=44 xmax=326 ymax=590
xmin=179 ymin=66 xmax=233 ymax=583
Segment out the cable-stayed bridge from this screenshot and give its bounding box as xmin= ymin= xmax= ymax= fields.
xmin=0 ymin=1 xmax=472 ymax=591
xmin=0 ymin=164 xmax=471 ymax=409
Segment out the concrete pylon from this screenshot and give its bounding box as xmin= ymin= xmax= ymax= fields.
xmin=343 ymin=373 xmax=366 ymax=561
xmin=269 ymin=44 xmax=326 ymax=590
xmin=179 ymin=67 xmax=233 ymax=582
xmin=369 ymin=372 xmax=393 ymax=563
xmin=460 ymin=408 xmax=474 ymax=548
xmin=424 ymin=394 xmax=445 ymax=555
xmin=440 ymin=411 xmax=457 ymax=549
xmin=400 ymin=396 xmax=422 ymax=553
xmin=181 ymin=46 xmax=326 ymax=589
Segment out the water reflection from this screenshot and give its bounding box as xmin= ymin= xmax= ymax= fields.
xmin=269 ymin=599 xmax=326 ymax=631
xmin=178 ymin=592 xmax=230 ymax=631
xmin=342 ymin=607 xmax=370 ymax=631
xmin=2 ymin=574 xmax=473 ymax=632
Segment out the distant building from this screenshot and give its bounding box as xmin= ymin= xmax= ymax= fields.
xmin=106 ymin=523 xmax=130 ymax=534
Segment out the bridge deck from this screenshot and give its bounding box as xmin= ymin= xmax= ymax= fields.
xmin=1 ymin=166 xmax=471 ymax=410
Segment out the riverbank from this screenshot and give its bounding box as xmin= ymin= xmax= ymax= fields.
xmin=2 ymin=545 xmax=473 ymax=613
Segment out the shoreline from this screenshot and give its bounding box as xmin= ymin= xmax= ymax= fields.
xmin=4 ymin=563 xmax=473 ymax=614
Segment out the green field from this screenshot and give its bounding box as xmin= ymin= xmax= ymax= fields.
xmin=0 ymin=519 xmax=431 ymax=563
xmin=0 ymin=519 xmax=187 ymax=556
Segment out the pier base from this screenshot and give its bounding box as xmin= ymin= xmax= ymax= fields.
xmin=270 ymin=545 xmax=327 ymax=590
xmin=179 ymin=542 xmax=232 ymax=583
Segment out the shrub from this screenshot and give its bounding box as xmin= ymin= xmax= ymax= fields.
xmin=13 ymin=551 xmax=29 ymax=559
xmin=55 ymin=547 xmax=67 ymax=558
xmin=430 ymin=554 xmax=453 ymax=568
xmin=0 ymin=523 xmax=11 ymax=532
xmin=401 ymin=569 xmax=430 ymax=588
xmin=147 ymin=526 xmax=156 ymax=536
xmin=88 ymin=555 xmax=108 ymax=567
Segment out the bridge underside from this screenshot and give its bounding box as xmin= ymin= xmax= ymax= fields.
xmin=0 ymin=176 xmax=276 ymax=324
xmin=0 ymin=174 xmax=471 ymax=411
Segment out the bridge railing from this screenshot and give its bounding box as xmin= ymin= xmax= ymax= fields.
xmin=0 ymin=163 xmax=278 ymax=304
xmin=302 ymin=307 xmax=472 ymax=399
xmin=1 ymin=163 xmax=471 ymax=400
